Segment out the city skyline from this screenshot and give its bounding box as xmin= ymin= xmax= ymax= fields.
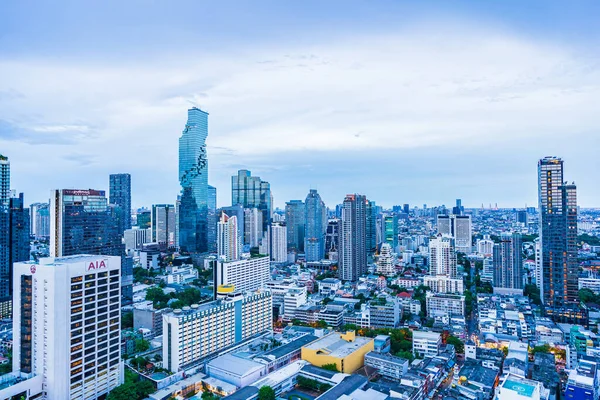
xmin=2 ymin=1 xmax=600 ymax=208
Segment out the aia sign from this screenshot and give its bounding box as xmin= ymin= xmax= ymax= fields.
xmin=30 ymin=265 xmax=36 ymax=274
xmin=88 ymin=260 xmax=107 ymax=271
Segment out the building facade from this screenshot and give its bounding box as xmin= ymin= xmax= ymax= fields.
xmin=271 ymin=223 xmax=287 ymax=263
xmin=109 ymin=173 xmax=131 ymax=233
xmin=152 ymin=204 xmax=176 ymax=248
xmin=428 ymin=234 xmax=457 ymax=278
xmin=437 ymin=214 xmax=472 ymax=253
xmin=214 ymin=256 xmax=270 ymax=295
xmin=217 ymin=211 xmax=240 ymax=262
xmin=304 ymin=190 xmax=327 ymax=262
xmin=179 ymin=107 xmax=210 ymax=253
xmin=340 ymin=194 xmax=367 ymax=281
xmin=232 ymin=170 xmax=272 ymax=232
xmin=493 ymin=232 xmax=523 ymax=289
xmin=30 ymin=203 xmax=50 ymax=239
xmin=285 ymin=200 xmax=304 ymax=253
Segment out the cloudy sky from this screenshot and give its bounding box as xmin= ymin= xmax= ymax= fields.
xmin=1 ymin=1 xmax=599 ymax=209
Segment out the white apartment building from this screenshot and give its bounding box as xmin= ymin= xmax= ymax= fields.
xmin=437 ymin=214 xmax=472 ymax=254
xmin=124 ymin=227 xmax=152 ymax=254
xmin=477 ymin=235 xmax=494 ymax=256
xmin=244 ymin=208 xmax=263 ymax=248
xmin=423 ymin=275 xmax=464 ymax=294
xmin=214 ymin=256 xmax=270 ymax=294
xmin=428 ymin=234 xmax=457 ymax=277
xmin=162 ymin=289 xmax=272 ymax=372
xmin=426 ymin=292 xmax=466 ymax=318
xmin=271 ymin=223 xmax=287 ymax=263
xmin=579 ymin=277 xmax=600 ymax=294
xmin=318 ymin=278 xmax=342 ymax=296
xmin=412 ymin=330 xmax=441 ymax=358
xmin=12 ymin=255 xmax=123 ymax=400
xmin=217 ymin=212 xmax=240 ymax=262
xmin=376 ymin=243 xmax=395 ymax=276
xmin=283 ymin=288 xmax=307 ymax=320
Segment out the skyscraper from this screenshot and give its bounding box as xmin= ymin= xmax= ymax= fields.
xmin=376 ymin=243 xmax=395 ymax=276
xmin=381 ymin=214 xmax=399 ymax=249
xmin=50 ymin=189 xmax=123 ymax=258
xmin=428 ymin=234 xmax=457 ymax=278
xmin=271 ymin=222 xmax=287 ymax=262
xmin=244 ymin=208 xmax=262 ymax=248
xmin=179 ymin=107 xmax=209 ymax=254
xmin=151 ymin=204 xmax=177 ymax=248
xmin=8 ymin=193 xmax=30 ymax=294
xmin=365 ymin=200 xmax=378 ymax=257
xmin=0 ymin=155 xmax=10 ymax=305
xmin=339 ymin=194 xmax=367 ymax=281
xmin=325 ymin=219 xmax=340 ymax=256
xmin=304 ymin=190 xmax=326 ymax=262
xmin=493 ymin=232 xmax=523 ymax=289
xmin=30 ymin=202 xmax=50 ymax=239
xmin=285 ymin=200 xmax=305 ymax=252
xmin=231 ymin=170 xmax=272 ymax=232
xmin=436 ymin=214 xmax=472 ymax=253
xmin=109 ymin=173 xmax=131 ymax=232
xmin=538 ymin=156 xmax=578 ymax=308
xmin=217 ymin=211 xmax=240 ymax=262
xmin=207 ymin=185 xmax=217 ymax=252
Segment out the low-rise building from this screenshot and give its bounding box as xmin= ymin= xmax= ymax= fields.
xmin=412 ymin=331 xmax=441 ymax=358
xmin=495 ymin=373 xmax=549 ymax=400
xmin=301 ymin=331 xmax=374 ymax=373
xmin=206 ymin=354 xmax=267 ymax=388
xmin=426 ymin=292 xmax=465 ymax=318
xmin=364 ymin=351 xmax=409 ymax=380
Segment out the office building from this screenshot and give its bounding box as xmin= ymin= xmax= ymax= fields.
xmin=285 ymin=200 xmax=304 ymax=252
xmin=151 ymin=204 xmax=176 ymax=248
xmin=124 ymin=227 xmax=152 ymax=253
xmin=565 ymin=358 xmax=599 ymax=400
xmin=30 ymin=202 xmax=50 ymax=239
xmin=364 ymin=352 xmax=408 ymax=380
xmin=109 ymin=173 xmax=131 ymax=232
xmin=162 ymin=288 xmax=272 ymax=372
xmin=493 ymin=232 xmax=523 ymax=289
xmin=538 ymin=156 xmax=578 ymax=308
xmin=516 ymin=210 xmax=528 ymax=225
xmin=221 ymin=204 xmax=245 ymax=248
xmin=376 ymin=243 xmax=395 ymax=276
xmin=325 ymin=219 xmax=340 ymax=256
xmin=244 ymin=208 xmax=263 ymax=248
xmin=214 ymin=256 xmax=270 ymax=295
xmin=207 ymin=184 xmax=217 ymax=252
xmin=340 ymin=194 xmax=367 ymax=281
xmin=0 ymin=155 xmax=9 ymax=308
xmin=423 ymin=275 xmax=464 ymax=294
xmin=301 ymin=331 xmax=374 ymax=373
xmin=12 ymin=255 xmax=123 ymax=399
xmin=217 ymin=211 xmax=240 ymax=262
xmin=368 ymin=296 xmax=400 ymax=328
xmin=271 ymin=223 xmax=287 ymax=262
xmin=232 ymin=170 xmax=272 ymax=232
xmin=412 ymin=330 xmax=441 ymax=358
xmin=8 ymin=193 xmax=30 ymax=298
xmin=437 ymin=214 xmax=472 ymax=253
xmin=477 ymin=235 xmax=494 ymax=256
xmin=426 ymin=292 xmax=466 ymax=318
xmin=304 ymin=190 xmax=326 ymax=261
xmin=366 ymin=200 xmax=378 ymax=257
xmin=428 ymin=234 xmax=457 ymax=277
xmin=179 ymin=107 xmax=210 ymax=253
xmin=452 ymin=198 xmax=464 ymax=215
xmin=136 ymin=209 xmax=151 ymax=229
xmin=381 ymin=214 xmax=399 ymax=249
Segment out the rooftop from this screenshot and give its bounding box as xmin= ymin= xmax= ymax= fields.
xmin=303 ymin=333 xmax=373 ymax=358
xmin=317 ymin=374 xmax=368 ymax=400
xmin=208 ymin=354 xmax=264 ymax=377
xmin=261 ymin=335 xmax=318 ymax=360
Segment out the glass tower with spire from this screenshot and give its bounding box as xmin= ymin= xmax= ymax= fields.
xmin=179 ymin=107 xmax=209 ymax=253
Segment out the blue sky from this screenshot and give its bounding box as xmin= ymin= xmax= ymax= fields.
xmin=1 ymin=1 xmax=600 ymax=209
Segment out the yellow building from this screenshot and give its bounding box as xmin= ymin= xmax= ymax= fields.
xmin=301 ymin=331 xmax=374 ymax=373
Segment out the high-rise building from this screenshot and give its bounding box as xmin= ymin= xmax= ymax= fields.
xmin=244 ymin=208 xmax=263 ymax=248
xmin=403 ymin=204 xmax=410 ymax=215
xmin=452 ymin=199 xmax=464 ymax=215
xmin=207 ymin=185 xmax=217 ymax=252
xmin=304 ymin=190 xmax=326 ymax=262
xmin=109 ymin=173 xmax=131 ymax=232
xmin=0 ymin=155 xmax=10 ymax=309
xmin=538 ymin=156 xmax=578 ymax=307
xmin=179 ymin=107 xmax=210 ymax=254
xmin=476 ymin=234 xmax=494 ymax=256
xmin=214 ymin=256 xmax=270 ymax=295
xmin=151 ymin=204 xmax=176 ymax=248
xmin=376 ymin=243 xmax=395 ymax=276
xmin=381 ymin=214 xmax=399 ymax=249
xmin=436 ymin=214 xmax=472 ymax=253
xmin=231 ymin=170 xmax=272 ymax=232
xmin=285 ymin=200 xmax=305 ymax=252
xmin=136 ymin=209 xmax=151 ymax=229
xmin=50 ymin=189 xmax=123 ymax=258
xmin=493 ymin=232 xmax=523 ymax=289
xmin=162 ymin=289 xmax=272 ymax=372
xmin=30 ymin=202 xmax=50 ymax=239
xmin=366 ymin=200 xmax=378 ymax=257
xmin=516 ymin=210 xmax=528 ymax=224
xmin=428 ymin=234 xmax=457 ymax=278
xmin=217 ymin=212 xmax=240 ymax=262
xmin=271 ymin=222 xmax=287 ymax=262
xmin=12 ymin=255 xmax=123 ymax=399
xmin=8 ymin=193 xmax=30 ymax=298
xmin=220 ymin=204 xmax=244 ymax=248
xmin=340 ymin=194 xmax=367 ymax=281
xmin=325 ymin=219 xmax=340 ymax=256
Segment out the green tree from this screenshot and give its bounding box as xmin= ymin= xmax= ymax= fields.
xmin=524 ymin=284 xmax=542 ymax=306
xmin=315 ymin=320 xmax=328 ymax=328
xmin=531 ymin=344 xmax=551 ymax=355
xmin=257 ymin=385 xmax=276 ymax=400
xmin=121 ymin=311 xmax=134 ymax=329
xmin=446 ymin=335 xmax=464 ymax=354
xmin=579 ymin=288 xmax=597 ymax=304
xmin=107 ymin=382 xmax=137 ymax=400
xmin=321 ymin=363 xmax=339 ymax=372
xmin=201 ymin=391 xmax=216 ymax=400
xmin=134 ymin=338 xmax=150 ymax=353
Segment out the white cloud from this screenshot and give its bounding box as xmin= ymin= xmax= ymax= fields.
xmin=0 ymin=23 xmax=598 ymax=206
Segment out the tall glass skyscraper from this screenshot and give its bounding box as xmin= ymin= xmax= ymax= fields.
xmin=8 ymin=193 xmax=30 ymax=297
xmin=538 ymin=156 xmax=578 ymax=308
xmin=207 ymin=185 xmax=217 ymax=252
xmin=179 ymin=107 xmax=209 ymax=253
xmin=492 ymin=232 xmax=523 ymax=289
xmin=340 ymin=194 xmax=367 ymax=281
xmin=0 ymin=155 xmax=10 ymax=302
xmin=365 ymin=200 xmax=378 ymax=257
xmin=304 ymin=190 xmax=326 ymax=262
xmin=285 ymin=200 xmax=305 ymax=252
xmin=231 ymin=170 xmax=272 ymax=232
xmin=109 ymin=173 xmax=131 ymax=232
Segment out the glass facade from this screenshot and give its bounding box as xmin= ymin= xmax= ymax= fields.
xmin=179 ymin=107 xmax=209 ymax=253
xmin=207 ymin=185 xmax=217 ymax=252
xmin=109 ymin=173 xmax=131 ymax=232
xmin=8 ymin=193 xmax=30 ymax=297
xmin=340 ymin=194 xmax=367 ymax=281
xmin=0 ymin=155 xmax=9 ymax=301
xmin=538 ymin=157 xmax=578 ymax=308
xmin=304 ymin=190 xmax=326 ymax=261
xmin=285 ymin=200 xmax=304 ymax=252
xmin=231 ymin=170 xmax=271 ymax=232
